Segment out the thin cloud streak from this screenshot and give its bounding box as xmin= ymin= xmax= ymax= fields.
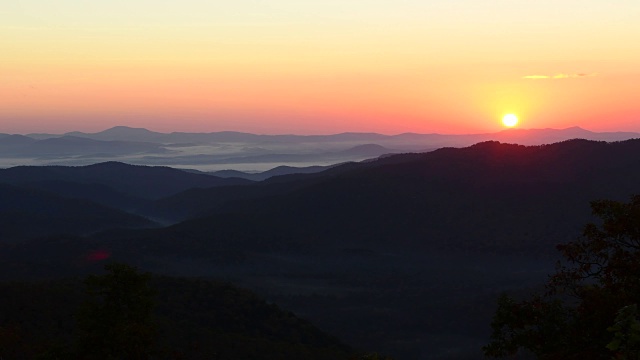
xmin=523 ymin=73 xmax=598 ymax=80
xmin=523 ymin=75 xmax=551 ymax=79
xmin=553 ymin=73 xmax=597 ymax=79
xmin=522 ymin=73 xmax=598 ymax=80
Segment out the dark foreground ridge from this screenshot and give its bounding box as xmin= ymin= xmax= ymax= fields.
xmin=0 ymin=264 xmax=352 ymax=359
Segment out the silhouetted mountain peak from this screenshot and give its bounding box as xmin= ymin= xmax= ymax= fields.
xmin=42 ymin=135 xmax=102 ymax=144
xmin=84 ymin=161 xmax=145 ymax=169
xmin=99 ymin=126 xmax=157 ymax=136
xmin=64 ymin=126 xmax=164 ymax=142
xmin=564 ymin=126 xmax=588 ymax=131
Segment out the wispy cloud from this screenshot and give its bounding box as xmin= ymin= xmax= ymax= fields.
xmin=523 ymin=73 xmax=598 ymax=80
xmin=523 ymin=75 xmax=551 ymax=79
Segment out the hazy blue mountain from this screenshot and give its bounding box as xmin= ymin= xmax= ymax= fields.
xmin=0 ymin=134 xmax=37 ymax=145
xmin=68 ymin=125 xmax=162 ymax=142
xmin=0 ymin=135 xmax=167 ymax=158
xmin=57 ymin=126 xmax=391 ymax=144
xmin=27 ymin=125 xmax=640 ymax=146
xmin=337 ymin=143 xmax=392 ymax=156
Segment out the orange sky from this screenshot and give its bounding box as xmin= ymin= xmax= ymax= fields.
xmin=2 ymin=1 xmax=639 ymax=134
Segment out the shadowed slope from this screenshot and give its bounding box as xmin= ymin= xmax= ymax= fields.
xmin=0 ymin=161 xmax=252 ymax=200
xmin=0 ymin=183 xmax=155 ymax=241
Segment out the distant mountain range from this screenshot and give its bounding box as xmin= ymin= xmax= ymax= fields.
xmin=2 ymin=138 xmax=640 ymax=358
xmin=1 ymin=126 xmax=637 ymax=173
xmin=22 ymin=125 xmax=640 ymax=145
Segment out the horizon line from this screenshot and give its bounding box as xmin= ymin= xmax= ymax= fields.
xmin=7 ymin=125 xmax=638 ymax=138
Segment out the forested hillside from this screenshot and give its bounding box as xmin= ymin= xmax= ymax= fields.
xmin=0 ymin=265 xmax=352 ymax=359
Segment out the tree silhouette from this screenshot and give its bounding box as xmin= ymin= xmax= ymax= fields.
xmin=607 ymin=304 xmax=640 ymax=359
xmin=76 ymin=262 xmax=157 ymax=359
xmin=483 ymin=195 xmax=640 ymax=359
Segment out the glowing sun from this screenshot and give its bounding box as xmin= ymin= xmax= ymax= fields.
xmin=502 ymin=114 xmax=519 ymax=127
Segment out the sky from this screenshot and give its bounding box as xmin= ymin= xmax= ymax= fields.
xmin=2 ymin=1 xmax=640 ymax=135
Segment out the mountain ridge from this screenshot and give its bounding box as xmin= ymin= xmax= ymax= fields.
xmin=0 ymin=161 xmax=252 ymax=200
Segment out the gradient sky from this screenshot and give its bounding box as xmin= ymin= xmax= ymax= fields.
xmin=2 ymin=1 xmax=640 ymax=134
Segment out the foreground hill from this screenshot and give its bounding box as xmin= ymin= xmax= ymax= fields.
xmin=0 ymin=274 xmax=352 ymax=359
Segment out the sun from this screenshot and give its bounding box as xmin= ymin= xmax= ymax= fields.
xmin=502 ymin=114 xmax=518 ymax=127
